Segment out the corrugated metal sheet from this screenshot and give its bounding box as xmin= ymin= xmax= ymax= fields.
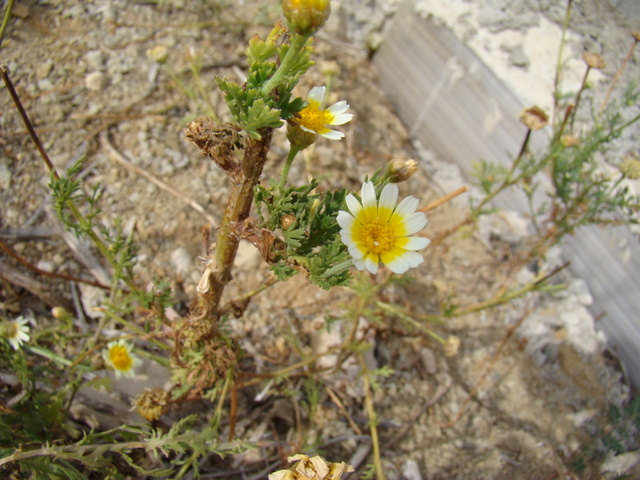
xmin=373 ymin=0 xmax=640 ymax=390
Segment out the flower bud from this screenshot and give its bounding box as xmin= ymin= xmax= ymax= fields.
xmin=560 ymin=134 xmax=579 ymax=148
xmin=146 ymin=45 xmax=169 ymax=64
xmin=282 ymin=0 xmax=331 ymax=36
xmin=385 ymin=158 xmax=418 ymax=183
xmin=619 ymin=153 xmax=640 ymax=180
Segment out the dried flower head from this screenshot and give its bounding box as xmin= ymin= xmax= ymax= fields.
xmin=134 ymin=387 xmax=171 ymax=421
xmin=102 ymin=340 xmax=142 ymax=378
xmin=619 ymin=153 xmax=640 ymax=180
xmin=519 ymin=106 xmax=548 ymax=130
xmin=269 ymin=454 xmax=354 ymax=480
xmin=444 ymin=335 xmax=461 ymax=357
xmin=385 ymin=158 xmax=418 ymax=183
xmin=582 ymin=52 xmax=606 ymax=70
xmin=282 ymin=0 xmax=331 ymax=36
xmin=2 ymin=316 xmax=30 ymax=351
xmin=337 ymin=181 xmax=430 ymax=274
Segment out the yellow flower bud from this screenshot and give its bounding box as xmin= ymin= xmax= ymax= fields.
xmin=282 ymin=0 xmax=331 ymax=36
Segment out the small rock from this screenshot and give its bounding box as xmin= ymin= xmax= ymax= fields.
xmin=601 ymin=450 xmax=640 ymax=476
xmin=402 ymin=460 xmax=423 ymax=480
xmin=0 ymin=163 xmax=11 ymax=189
xmin=85 ymin=50 xmax=105 ymax=70
xmin=36 ymin=59 xmax=53 ymax=79
xmin=509 ymin=45 xmax=530 ymax=69
xmin=84 ymin=71 xmax=108 ymax=91
xmin=170 ymin=247 xmax=192 ymax=275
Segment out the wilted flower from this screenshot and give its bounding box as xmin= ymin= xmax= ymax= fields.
xmin=269 ymin=454 xmax=354 ymax=480
xmin=582 ymin=52 xmax=606 ymax=70
xmin=134 ymin=387 xmax=170 ymax=421
xmin=3 ymin=316 xmax=30 ymax=351
xmin=282 ymin=0 xmax=331 ymax=36
xmin=337 ymin=181 xmax=430 ymax=275
xmin=102 ymin=339 xmax=141 ymax=378
xmin=519 ymin=106 xmax=548 ymax=131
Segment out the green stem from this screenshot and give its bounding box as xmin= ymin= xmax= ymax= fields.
xmin=278 ymin=145 xmax=302 ymax=190
xmin=552 ymin=0 xmax=573 ymax=126
xmin=260 ymin=33 xmax=309 ymax=96
xmin=100 ymin=309 xmax=172 ymax=351
xmin=0 ymin=0 xmax=14 ymax=50
xmin=359 ymin=354 xmax=385 ymax=480
xmin=376 ymin=301 xmax=447 ymax=344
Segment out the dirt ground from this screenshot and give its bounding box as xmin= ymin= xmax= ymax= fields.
xmin=0 ymin=1 xmax=637 ymax=479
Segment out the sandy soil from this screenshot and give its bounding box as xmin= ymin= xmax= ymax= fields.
xmin=0 ymin=1 xmax=637 ymax=479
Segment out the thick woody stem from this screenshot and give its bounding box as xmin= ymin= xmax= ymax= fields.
xmin=206 ymin=128 xmax=274 ymax=316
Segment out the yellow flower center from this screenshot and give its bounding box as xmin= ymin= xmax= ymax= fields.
xmin=109 ymin=345 xmax=133 ymax=371
xmin=299 ymin=102 xmax=331 ymax=133
xmin=361 ymin=219 xmax=394 ymax=255
xmin=7 ymin=323 xmax=18 ymax=339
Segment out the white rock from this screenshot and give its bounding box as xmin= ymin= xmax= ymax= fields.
xmin=401 ymin=460 xmax=423 ymax=480
xmin=601 ymin=450 xmax=640 ymax=475
xmin=84 ymin=72 xmax=108 ymax=91
xmin=170 ymin=247 xmax=192 ymax=275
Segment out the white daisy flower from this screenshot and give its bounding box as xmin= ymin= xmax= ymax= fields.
xmin=102 ymin=339 xmax=142 ymax=378
xmin=4 ymin=316 xmax=30 ymax=351
xmin=337 ymin=181 xmax=430 ymax=274
xmin=297 ymin=86 xmax=352 ymax=140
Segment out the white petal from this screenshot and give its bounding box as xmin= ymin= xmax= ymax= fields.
xmin=384 ymin=254 xmax=410 ymax=274
xmin=393 ymin=195 xmax=420 ymax=218
xmin=349 ymin=243 xmax=365 ymax=259
xmin=401 ymin=236 xmax=431 ymax=250
xmin=300 ymin=124 xmax=318 ymax=134
xmin=365 ymin=256 xmax=379 ymax=274
xmin=361 ymin=181 xmax=377 ymax=213
xmin=345 ymin=194 xmax=362 ymax=218
xmin=337 ymin=210 xmax=355 ymax=229
xmin=403 ymin=212 xmax=428 ymax=235
xmin=308 ymin=86 xmax=326 ymax=103
xmin=354 ymin=258 xmax=367 ymax=271
xmin=379 ymin=183 xmax=398 ymax=210
xmin=329 ymin=112 xmax=353 ymax=125
xmin=340 ymin=230 xmax=354 ymax=245
xmin=401 ymin=250 xmax=425 ymax=268
xmin=327 ymin=101 xmax=349 ymax=116
xmin=320 ymin=129 xmax=345 ymax=140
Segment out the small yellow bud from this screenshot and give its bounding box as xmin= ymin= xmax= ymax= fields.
xmin=281 ymin=214 xmax=297 ymax=230
xmin=560 ymin=134 xmax=579 ymax=148
xmin=147 ymin=45 xmax=169 ymax=64
xmin=52 ymin=306 xmax=73 ymax=322
xmin=444 ymin=335 xmax=461 ymax=357
xmin=385 ymin=158 xmax=418 ymax=183
xmin=282 ymin=0 xmax=331 ymax=36
xmin=619 ymin=153 xmax=640 ymax=180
